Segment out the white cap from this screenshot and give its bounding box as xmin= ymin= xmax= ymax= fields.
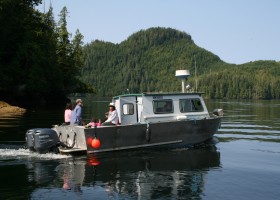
xmin=109 ymin=102 xmax=115 ymax=107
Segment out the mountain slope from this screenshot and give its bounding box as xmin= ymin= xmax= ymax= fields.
xmin=82 ymin=27 xmax=280 ymax=99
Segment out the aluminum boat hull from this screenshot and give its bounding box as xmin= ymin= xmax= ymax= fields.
xmin=54 ymin=117 xmax=222 ymax=154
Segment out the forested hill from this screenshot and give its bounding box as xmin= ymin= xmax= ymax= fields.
xmin=82 ymin=27 xmax=280 ymax=99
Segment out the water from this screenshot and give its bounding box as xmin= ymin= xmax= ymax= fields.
xmin=1 ymin=98 xmax=280 ymax=200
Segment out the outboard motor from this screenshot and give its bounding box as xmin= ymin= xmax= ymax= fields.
xmin=26 ymin=128 xmax=60 ymax=154
xmin=26 ymin=128 xmax=38 ymax=151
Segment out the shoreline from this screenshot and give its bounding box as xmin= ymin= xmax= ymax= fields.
xmin=0 ymin=101 xmax=26 ymax=115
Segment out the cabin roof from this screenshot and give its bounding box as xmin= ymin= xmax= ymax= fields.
xmin=113 ymin=92 xmax=203 ymax=99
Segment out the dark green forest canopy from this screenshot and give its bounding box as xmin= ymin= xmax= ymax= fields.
xmin=82 ymin=27 xmax=280 ymax=99
xmin=0 ymin=0 xmax=93 ymax=107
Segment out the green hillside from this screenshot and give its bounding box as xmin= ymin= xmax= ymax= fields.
xmin=82 ymin=27 xmax=280 ymax=99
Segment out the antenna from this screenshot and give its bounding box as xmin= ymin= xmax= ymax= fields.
xmin=195 ymin=57 xmax=197 ymax=92
xmin=175 ymin=70 xmax=190 ymax=93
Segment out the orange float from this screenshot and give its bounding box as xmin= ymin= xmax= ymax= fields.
xmin=91 ymin=137 xmax=101 ymax=149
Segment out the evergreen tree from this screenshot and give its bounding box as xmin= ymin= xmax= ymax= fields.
xmin=56 ymin=6 xmax=72 ymax=92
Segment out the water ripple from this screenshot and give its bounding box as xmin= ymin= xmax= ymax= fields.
xmin=219 ymin=128 xmax=280 ymax=134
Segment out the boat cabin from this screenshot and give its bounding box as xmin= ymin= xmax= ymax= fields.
xmin=113 ymin=93 xmax=210 ymax=125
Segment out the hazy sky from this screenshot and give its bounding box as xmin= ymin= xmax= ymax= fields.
xmin=38 ymin=0 xmax=280 ymax=64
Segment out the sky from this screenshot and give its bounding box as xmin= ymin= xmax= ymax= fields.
xmin=38 ymin=0 xmax=280 ymax=64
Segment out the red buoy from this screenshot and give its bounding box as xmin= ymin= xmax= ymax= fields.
xmin=91 ymin=138 xmax=101 ymax=149
xmin=87 ymin=137 xmax=93 ymax=146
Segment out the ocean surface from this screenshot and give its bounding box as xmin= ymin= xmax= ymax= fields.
xmin=0 ymin=98 xmax=280 ymax=200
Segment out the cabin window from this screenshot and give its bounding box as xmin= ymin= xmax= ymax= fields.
xmin=153 ymin=99 xmax=173 ymax=114
xmin=123 ymin=103 xmax=134 ymax=115
xmin=179 ymin=99 xmax=204 ymax=112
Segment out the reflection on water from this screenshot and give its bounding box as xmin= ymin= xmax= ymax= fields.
xmin=0 ymin=145 xmax=220 ymax=199
xmin=88 ymin=147 xmax=220 ymax=199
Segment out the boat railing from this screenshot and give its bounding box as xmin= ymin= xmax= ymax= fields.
xmin=143 ymin=113 xmax=209 ymax=122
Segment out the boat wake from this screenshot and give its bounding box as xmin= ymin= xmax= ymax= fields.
xmin=0 ymin=144 xmax=70 ymax=161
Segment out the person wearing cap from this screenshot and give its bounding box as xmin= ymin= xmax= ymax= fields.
xmin=102 ymin=102 xmax=119 ymax=126
xmin=70 ymin=99 xmax=83 ymax=125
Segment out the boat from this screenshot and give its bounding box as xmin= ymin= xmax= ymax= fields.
xmin=25 ymin=70 xmax=223 ymax=154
